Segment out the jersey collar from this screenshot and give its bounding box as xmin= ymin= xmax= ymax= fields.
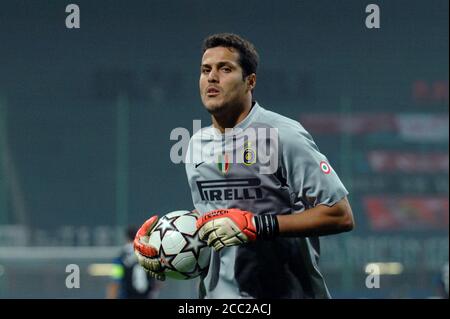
xmin=210 ymin=101 xmax=261 ymax=137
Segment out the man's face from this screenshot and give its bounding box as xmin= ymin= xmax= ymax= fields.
xmin=199 ymin=46 xmax=250 ymax=115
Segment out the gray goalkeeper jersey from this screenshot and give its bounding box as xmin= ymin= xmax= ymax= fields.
xmin=185 ymin=102 xmax=348 ymax=299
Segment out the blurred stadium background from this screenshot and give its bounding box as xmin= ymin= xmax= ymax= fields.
xmin=0 ymin=0 xmax=448 ymax=298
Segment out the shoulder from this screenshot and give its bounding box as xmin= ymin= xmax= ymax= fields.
xmin=188 ymin=125 xmax=216 ymax=145
xmin=256 ymin=105 xmax=315 ymax=148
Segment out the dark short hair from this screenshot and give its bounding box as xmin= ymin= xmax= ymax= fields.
xmin=202 ymin=33 xmax=259 ymax=79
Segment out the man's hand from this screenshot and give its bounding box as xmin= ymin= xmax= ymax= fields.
xmin=196 ymin=209 xmax=257 ymax=251
xmin=133 ymin=216 xmax=166 ymax=281
xmin=196 ymin=209 xmax=280 ymax=251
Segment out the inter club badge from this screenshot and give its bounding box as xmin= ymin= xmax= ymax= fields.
xmin=243 ymin=142 xmax=256 ymax=166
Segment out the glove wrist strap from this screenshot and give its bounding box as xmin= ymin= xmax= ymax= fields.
xmin=254 ymin=214 xmax=279 ymax=240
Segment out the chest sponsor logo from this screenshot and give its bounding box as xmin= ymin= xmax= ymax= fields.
xmin=196 ymin=178 xmax=262 ymax=201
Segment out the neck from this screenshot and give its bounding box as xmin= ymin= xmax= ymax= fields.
xmin=211 ymin=98 xmax=253 ymax=133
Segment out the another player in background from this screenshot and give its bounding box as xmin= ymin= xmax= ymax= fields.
xmin=438 ymin=262 xmax=449 ymax=298
xmin=106 ymin=226 xmax=160 ymax=299
xmin=135 ymin=33 xmax=355 ymax=298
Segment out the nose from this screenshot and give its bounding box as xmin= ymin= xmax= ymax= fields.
xmin=207 ymin=69 xmax=219 ymax=83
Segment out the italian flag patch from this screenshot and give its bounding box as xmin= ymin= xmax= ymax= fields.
xmin=217 ymin=154 xmax=230 ymax=174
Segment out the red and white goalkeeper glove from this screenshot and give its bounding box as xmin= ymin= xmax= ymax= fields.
xmin=133 ymin=216 xmax=165 ymax=281
xmin=196 ymin=208 xmax=279 ymax=252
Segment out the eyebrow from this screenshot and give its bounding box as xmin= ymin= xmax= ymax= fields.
xmin=201 ymin=61 xmax=235 ymax=68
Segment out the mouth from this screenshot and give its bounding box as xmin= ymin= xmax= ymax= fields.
xmin=206 ymin=87 xmax=220 ymax=97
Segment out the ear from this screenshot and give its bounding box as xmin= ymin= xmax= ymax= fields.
xmin=246 ymin=73 xmax=256 ymax=92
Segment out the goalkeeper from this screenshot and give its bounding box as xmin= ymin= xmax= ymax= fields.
xmin=135 ymin=33 xmax=355 ymax=298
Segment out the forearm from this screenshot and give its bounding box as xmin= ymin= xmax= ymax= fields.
xmin=277 ymin=197 xmax=354 ymax=237
xmin=196 ymin=198 xmax=354 ymax=251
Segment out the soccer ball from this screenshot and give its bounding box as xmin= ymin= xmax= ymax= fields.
xmin=147 ymin=210 xmax=210 ymax=280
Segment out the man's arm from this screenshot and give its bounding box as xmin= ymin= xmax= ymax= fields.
xmin=277 ymin=196 xmax=354 ymax=237
xmin=196 ymin=197 xmax=354 ymax=251
xmin=197 ymin=126 xmax=355 ymax=250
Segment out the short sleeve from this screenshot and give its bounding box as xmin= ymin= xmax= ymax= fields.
xmin=280 ymin=124 xmax=348 ymax=207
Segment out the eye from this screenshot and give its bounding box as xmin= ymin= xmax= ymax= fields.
xmin=201 ymin=68 xmax=210 ymax=74
xmin=221 ymin=67 xmax=232 ymax=73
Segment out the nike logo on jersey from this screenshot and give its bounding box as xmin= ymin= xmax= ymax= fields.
xmin=195 ymin=161 xmax=205 ymax=168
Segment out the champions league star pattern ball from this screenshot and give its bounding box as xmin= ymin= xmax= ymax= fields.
xmin=148 ymin=210 xmax=211 ymax=280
